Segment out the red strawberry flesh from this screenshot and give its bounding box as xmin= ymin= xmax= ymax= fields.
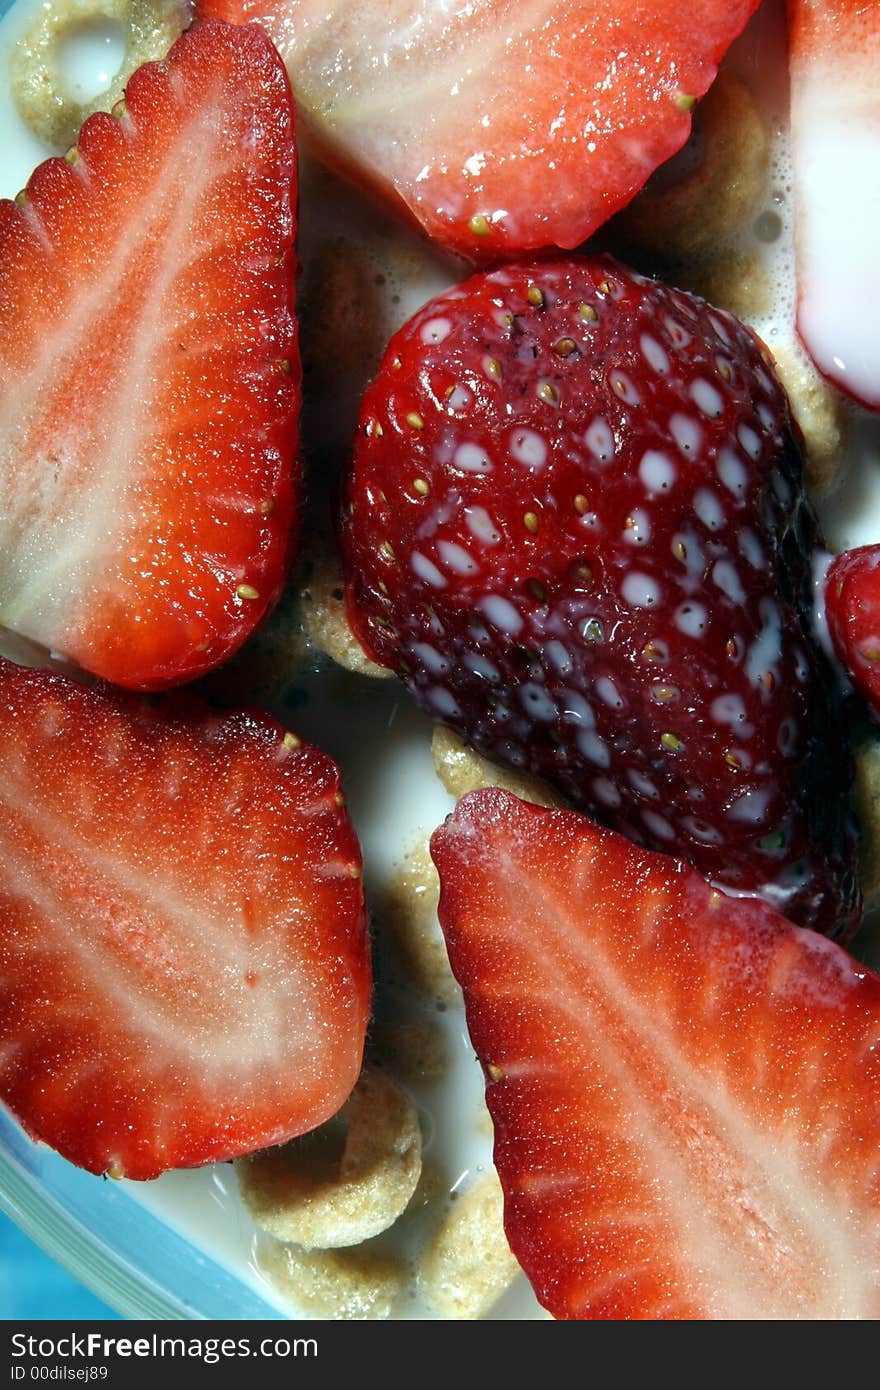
xmin=826 ymin=546 xmax=880 ymax=715
xmin=341 ymin=256 xmax=859 ymax=938
xmin=0 ymin=20 xmax=300 ymax=690
xmin=194 ymin=0 xmax=761 ymax=258
xmin=431 ymin=789 xmax=880 ymax=1320
xmin=0 ymin=657 xmax=370 ymax=1180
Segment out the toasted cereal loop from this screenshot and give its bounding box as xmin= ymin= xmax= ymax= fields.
xmin=299 ymin=537 xmax=392 ymax=680
xmin=769 ymin=341 xmax=848 ymax=496
xmin=476 ymin=1103 xmax=495 ymax=1140
xmin=238 ymin=1068 xmax=422 ymax=1251
xmin=419 ymin=1171 xmax=521 ymax=1320
xmin=259 ymin=1239 xmax=406 ymax=1320
xmin=11 ymin=0 xmax=189 ymax=152
xmin=614 ymin=74 xmax=770 ymax=262
xmin=431 ymin=725 xmax=565 ymax=809
xmin=682 ymin=249 xmax=772 ymax=323
xmin=371 ymin=1020 xmax=448 ymax=1083
xmin=408 ymin=1160 xmax=452 ymax=1216
xmin=379 ymin=840 xmax=459 ymax=1004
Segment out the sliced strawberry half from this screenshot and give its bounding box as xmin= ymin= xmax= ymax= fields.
xmin=790 ymin=0 xmax=880 ymax=409
xmin=431 ymin=789 xmax=880 ymax=1320
xmin=0 ymin=658 xmax=370 ymax=1180
xmin=195 ymin=0 xmax=760 ymax=258
xmin=0 ymin=20 xmax=300 ymax=690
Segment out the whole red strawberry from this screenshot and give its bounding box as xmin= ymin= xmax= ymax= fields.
xmin=340 ymin=256 xmax=859 ymax=938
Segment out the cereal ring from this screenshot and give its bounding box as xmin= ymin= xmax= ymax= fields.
xmin=11 ymin=0 xmax=189 ymax=152
xmin=683 ymin=249 xmax=772 ymax=323
xmin=298 ymin=537 xmax=393 ymax=680
xmin=237 ymin=1068 xmax=422 ymax=1250
xmin=615 ymin=73 xmax=770 ymax=262
xmin=259 ymin=1239 xmax=406 ymax=1320
xmin=419 ymin=1171 xmax=521 ymax=1320
xmin=379 ymin=839 xmax=459 ymax=1004
xmin=769 ymin=341 xmax=848 ymax=497
xmin=371 ymin=1020 xmax=448 ymax=1083
xmin=431 ymin=724 xmax=565 ymax=809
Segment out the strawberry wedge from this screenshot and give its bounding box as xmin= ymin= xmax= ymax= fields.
xmin=790 ymin=0 xmax=880 ymax=409
xmin=431 ymin=789 xmax=880 ymax=1320
xmin=0 ymin=21 xmax=300 ymax=689
xmin=0 ymin=659 xmax=370 ymax=1180
xmin=196 ymin=0 xmax=760 ymax=258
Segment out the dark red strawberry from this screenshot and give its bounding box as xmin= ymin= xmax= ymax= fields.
xmin=0 ymin=657 xmax=370 ymax=1180
xmin=431 ymin=789 xmax=880 ymax=1320
xmin=0 ymin=20 xmax=300 ymax=690
xmin=195 ymin=0 xmax=760 ymax=258
xmin=825 ymin=546 xmax=880 ymax=715
xmin=340 ymin=256 xmax=859 ymax=938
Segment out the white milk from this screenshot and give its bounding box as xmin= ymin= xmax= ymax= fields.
xmin=0 ymin=0 xmax=876 ymax=1321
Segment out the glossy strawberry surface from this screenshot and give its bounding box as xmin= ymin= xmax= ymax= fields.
xmin=342 ymin=256 xmax=859 ymax=937
xmin=0 ymin=21 xmax=300 ymax=689
xmin=432 ymin=790 xmax=880 ymax=1320
xmin=826 ymin=545 xmax=880 ymax=716
xmin=0 ymin=658 xmax=370 ymax=1180
xmin=195 ymin=0 xmax=760 ymax=258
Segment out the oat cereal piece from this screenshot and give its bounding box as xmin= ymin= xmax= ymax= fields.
xmin=770 ymin=341 xmax=847 ymax=496
xmin=238 ymin=1068 xmax=422 ymax=1250
xmin=419 ymin=1170 xmax=521 ymax=1320
xmin=615 ymin=74 xmax=770 ymax=262
xmin=476 ymin=1103 xmax=495 ymax=1140
xmin=259 ymin=1240 xmax=406 ymax=1320
xmin=683 ymin=249 xmax=772 ymax=322
xmin=11 ymin=0 xmax=189 ymax=152
xmin=379 ymin=840 xmax=459 ymax=1004
xmin=409 ymin=1160 xmax=452 ymax=1215
xmin=431 ymin=725 xmax=565 ymax=809
xmin=299 ymin=536 xmax=392 ymax=679
xmin=371 ymin=1020 xmax=448 ymax=1082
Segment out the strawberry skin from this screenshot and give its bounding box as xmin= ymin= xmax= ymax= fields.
xmin=341 ymin=256 xmax=859 ymax=938
xmin=0 ymin=20 xmax=300 ymax=690
xmin=194 ymin=0 xmax=760 ymax=258
xmin=0 ymin=658 xmax=370 ymax=1181
xmin=431 ymin=789 xmax=880 ymax=1320
xmin=826 ymin=546 xmax=880 ymax=714
xmin=790 ymin=0 xmax=880 ymax=409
